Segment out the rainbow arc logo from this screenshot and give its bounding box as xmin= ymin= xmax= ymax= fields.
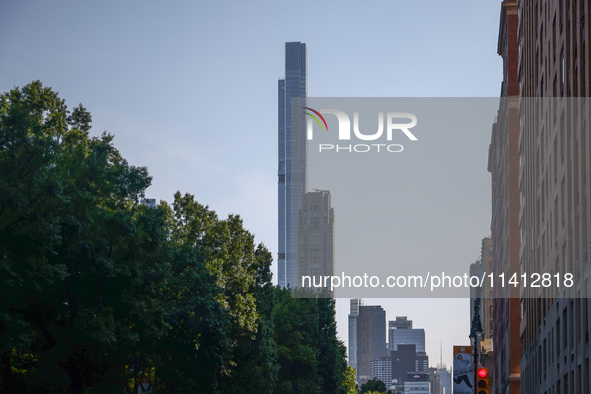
xmin=304 ymin=107 xmax=328 ymax=131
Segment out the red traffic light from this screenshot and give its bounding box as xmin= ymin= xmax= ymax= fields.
xmin=478 ymin=368 xmax=488 ymax=378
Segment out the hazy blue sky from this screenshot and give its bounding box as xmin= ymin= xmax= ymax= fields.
xmin=1 ymin=0 xmax=503 ymax=368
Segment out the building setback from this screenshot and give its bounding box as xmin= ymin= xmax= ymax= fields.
xmin=388 ymin=316 xmax=413 ymax=352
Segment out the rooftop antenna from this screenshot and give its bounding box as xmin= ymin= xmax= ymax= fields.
xmin=440 ymin=337 xmax=443 ymax=368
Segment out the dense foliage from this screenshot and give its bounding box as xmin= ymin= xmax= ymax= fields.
xmin=359 ymin=378 xmax=388 ymax=393
xmin=0 ymin=82 xmax=351 ymax=393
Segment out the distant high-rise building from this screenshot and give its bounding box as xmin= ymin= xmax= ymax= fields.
xmin=415 ymin=352 xmax=428 ymax=373
xmin=390 ymin=328 xmax=425 ymax=353
xmin=428 ymin=367 xmax=442 ymax=394
xmin=391 ymin=344 xmax=416 ymax=385
xmin=436 ymin=365 xmax=451 ymax=394
xmin=357 ymin=305 xmax=386 ymax=381
xmin=370 ymin=357 xmax=392 ymax=386
xmin=403 ymin=372 xmax=429 ymax=394
xmin=297 ymin=190 xmax=335 ymax=284
xmin=390 ymin=316 xmax=413 ymax=329
xmin=348 ymin=299 xmax=362 ymax=371
xmin=388 ymin=317 xmax=419 ymax=352
xmin=278 ymin=41 xmax=307 ymax=288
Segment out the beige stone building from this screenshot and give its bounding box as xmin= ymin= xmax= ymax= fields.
xmin=297 ymin=190 xmax=335 ymax=285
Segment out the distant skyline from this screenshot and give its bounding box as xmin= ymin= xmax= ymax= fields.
xmin=0 ymin=0 xmax=503 ymax=367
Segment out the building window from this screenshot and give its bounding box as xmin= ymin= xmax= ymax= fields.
xmin=561 ymin=51 xmax=565 ymax=84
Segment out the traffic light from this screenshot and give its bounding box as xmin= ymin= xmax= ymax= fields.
xmin=477 ymin=368 xmax=489 ymax=394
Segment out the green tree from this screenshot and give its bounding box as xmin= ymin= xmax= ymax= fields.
xmin=317 ymin=297 xmax=348 ymax=393
xmin=222 ymin=244 xmax=278 ymax=394
xmin=273 ymin=289 xmax=321 ymax=393
xmin=340 ymin=366 xmax=357 ymax=394
xmin=0 ymin=81 xmax=165 ymax=393
xmin=154 ymin=232 xmax=231 ymax=393
xmin=159 ymin=192 xmax=277 ymax=393
xmin=0 ymin=81 xmax=352 ymax=394
xmin=360 ymin=378 xmax=388 ymax=393
xmin=273 ymin=289 xmax=349 ymax=394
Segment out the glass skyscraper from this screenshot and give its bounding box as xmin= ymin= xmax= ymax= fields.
xmin=389 ymin=328 xmax=425 ymax=353
xmin=278 ymin=42 xmax=307 ymax=288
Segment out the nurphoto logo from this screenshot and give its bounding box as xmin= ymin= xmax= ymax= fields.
xmin=304 ymin=107 xmax=418 ymax=153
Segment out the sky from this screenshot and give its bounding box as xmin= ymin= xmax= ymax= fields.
xmin=0 ymin=0 xmax=503 ymax=368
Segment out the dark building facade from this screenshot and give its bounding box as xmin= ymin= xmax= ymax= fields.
xmin=391 ymin=344 xmax=416 ymax=385
xmin=357 ymin=305 xmax=386 ymax=381
xmin=488 ymin=2 xmax=521 ymax=393
xmin=415 ymin=352 xmax=428 ymax=373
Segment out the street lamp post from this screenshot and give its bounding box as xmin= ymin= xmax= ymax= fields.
xmin=469 ymin=297 xmax=483 ymax=394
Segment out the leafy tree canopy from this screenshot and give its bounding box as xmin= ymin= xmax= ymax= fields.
xmin=0 ymin=81 xmax=351 ymax=394
xmin=360 ymin=377 xmax=388 ymax=393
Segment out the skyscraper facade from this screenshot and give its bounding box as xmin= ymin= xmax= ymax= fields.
xmin=278 ymin=42 xmax=308 ymax=288
xmin=370 ymin=357 xmax=392 ymax=386
xmin=390 ymin=328 xmax=425 ymax=353
xmin=357 ymin=305 xmax=387 ymax=382
xmin=415 ymin=352 xmax=428 ymax=373
xmin=349 ymin=299 xmax=362 ymax=371
xmin=297 ymin=190 xmax=335 ymax=284
xmin=388 ymin=317 xmax=414 ymax=352
xmin=436 ymin=365 xmax=452 ymax=394
xmin=391 ymin=344 xmax=417 ymax=385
